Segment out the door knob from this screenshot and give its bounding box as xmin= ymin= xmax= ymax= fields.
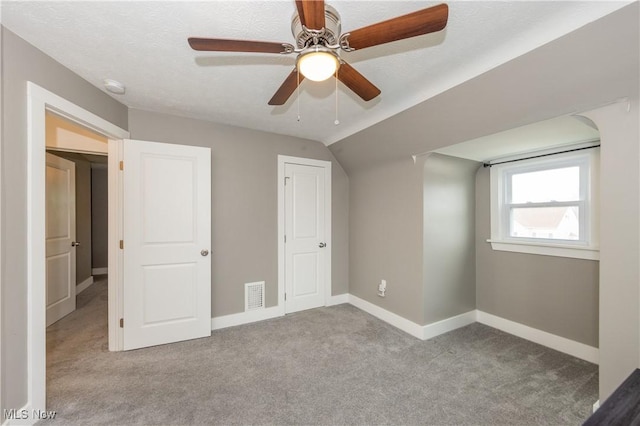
xmin=318 ymin=242 xmax=326 ymax=248
xmin=201 ymin=249 xmax=209 ymax=256
xmin=71 ymin=241 xmax=81 ymax=247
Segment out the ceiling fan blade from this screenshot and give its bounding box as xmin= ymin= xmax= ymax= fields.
xmin=188 ymin=38 xmax=293 ymax=54
xmin=337 ymin=62 xmax=381 ymax=102
xmin=343 ymin=3 xmax=448 ymax=50
xmin=269 ymin=69 xmax=305 ymax=105
xmin=295 ymin=0 xmax=326 ymax=30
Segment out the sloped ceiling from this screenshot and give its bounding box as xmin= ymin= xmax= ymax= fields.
xmin=433 ymin=116 xmax=600 ymax=163
xmin=0 ymin=1 xmax=631 ymax=146
xmin=328 ymin=2 xmax=639 ymax=172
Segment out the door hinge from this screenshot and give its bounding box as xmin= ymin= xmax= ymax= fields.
xmin=284 ymin=176 xmax=290 ymax=185
xmin=119 ymin=160 xmax=124 ymax=171
xmin=119 ymin=318 xmax=124 ymax=328
xmin=284 ymin=235 xmax=286 ymax=243
xmin=119 ymin=240 xmax=124 ymax=249
xmin=284 ymin=293 xmax=287 ymax=301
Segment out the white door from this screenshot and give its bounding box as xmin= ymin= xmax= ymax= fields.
xmin=45 ymin=153 xmax=77 ymax=326
xmin=123 ymin=139 xmax=211 ymax=350
xmin=284 ymin=163 xmax=329 ymax=313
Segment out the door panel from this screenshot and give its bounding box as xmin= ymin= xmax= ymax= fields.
xmin=142 ymin=263 xmax=197 ymax=324
xmin=141 ymin=156 xmax=195 ymax=243
xmin=46 ymin=253 xmax=72 ymax=305
xmin=293 ymin=172 xmax=319 ymax=238
xmin=45 ymin=153 xmax=76 ymax=326
xmin=285 ymin=163 xmax=326 ymax=313
xmin=123 ymin=139 xmax=211 ymax=350
xmin=292 ymin=252 xmax=319 ymax=296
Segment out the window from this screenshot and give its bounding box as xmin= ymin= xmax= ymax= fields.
xmin=489 ymin=148 xmax=599 ymax=260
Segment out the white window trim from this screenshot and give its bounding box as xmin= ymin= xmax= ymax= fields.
xmin=489 ymin=147 xmax=600 ymax=260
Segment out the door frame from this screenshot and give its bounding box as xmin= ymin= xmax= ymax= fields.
xmin=26 ymin=82 xmax=129 ymax=414
xmin=277 ymin=155 xmax=332 ymax=314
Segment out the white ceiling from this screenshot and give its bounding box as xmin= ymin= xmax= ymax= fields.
xmin=433 ymin=115 xmax=600 ymax=162
xmin=0 ymin=1 xmax=630 ymax=145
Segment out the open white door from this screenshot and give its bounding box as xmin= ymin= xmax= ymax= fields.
xmin=123 ymin=139 xmax=211 ymax=350
xmin=284 ymin=162 xmax=329 ymax=313
xmin=45 ymin=153 xmax=77 ymax=326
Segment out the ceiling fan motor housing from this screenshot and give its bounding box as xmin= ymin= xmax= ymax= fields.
xmin=291 ymin=4 xmax=341 ymax=48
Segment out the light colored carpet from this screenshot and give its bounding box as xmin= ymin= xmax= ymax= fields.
xmin=45 ymin=277 xmax=597 ymax=425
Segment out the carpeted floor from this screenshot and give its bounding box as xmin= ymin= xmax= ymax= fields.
xmin=44 ymin=277 xmax=598 ymax=425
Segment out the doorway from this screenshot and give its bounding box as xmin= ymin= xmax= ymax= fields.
xmin=277 ymin=155 xmax=332 ymax=314
xmin=45 ymin=109 xmax=111 ymax=327
xmin=27 ymin=82 xmax=129 ymax=414
xmin=45 ymin=148 xmax=109 ymax=326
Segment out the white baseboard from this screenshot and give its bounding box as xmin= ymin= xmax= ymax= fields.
xmin=211 ymin=295 xmax=473 ymax=343
xmin=212 ymin=295 xmax=349 ymax=331
xmin=76 ymin=276 xmax=94 ymax=295
xmin=348 ymin=294 xmax=425 ymax=339
xmin=327 ymin=293 xmax=349 ymax=306
xmin=476 ymin=310 xmax=599 ymax=364
xmin=423 ymin=310 xmax=477 ymax=340
xmin=592 ymin=400 xmax=600 ymax=413
xmin=348 ymin=295 xmax=476 ymax=340
xmin=92 ymin=267 xmax=108 ymax=275
xmin=208 ymin=296 xmax=598 ymax=366
xmin=346 ymin=300 xmax=598 ymax=362
xmin=211 ymin=306 xmax=284 ymax=331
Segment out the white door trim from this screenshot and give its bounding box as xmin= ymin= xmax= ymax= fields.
xmin=277 ymin=155 xmax=332 ymax=314
xmin=26 ymin=82 xmax=129 ymax=415
xmin=107 ymin=139 xmax=125 ymax=352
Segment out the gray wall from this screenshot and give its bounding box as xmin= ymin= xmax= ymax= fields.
xmin=423 ymin=154 xmax=478 ymax=324
xmin=91 ymin=166 xmax=108 ymax=269
xmin=349 ymin=153 xmax=479 ymax=327
xmin=1 ymin=27 xmax=128 ymax=415
xmin=581 ymin=100 xmax=640 ymax=400
xmin=348 ymin=158 xmax=424 ymax=324
xmin=127 ymin=108 xmax=349 ymax=317
xmin=74 ymin=159 xmax=92 ymax=284
xmin=475 ymin=167 xmax=599 ymax=347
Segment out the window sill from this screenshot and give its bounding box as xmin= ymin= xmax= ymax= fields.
xmin=486 ymin=239 xmax=599 ymax=260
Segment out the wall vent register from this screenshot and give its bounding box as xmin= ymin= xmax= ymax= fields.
xmin=245 ymin=281 xmax=266 ymax=311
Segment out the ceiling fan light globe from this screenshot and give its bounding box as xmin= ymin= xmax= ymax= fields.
xmin=298 ymin=51 xmax=339 ymax=82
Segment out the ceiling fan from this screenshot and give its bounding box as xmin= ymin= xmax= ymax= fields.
xmin=188 ymin=1 xmax=448 ymax=106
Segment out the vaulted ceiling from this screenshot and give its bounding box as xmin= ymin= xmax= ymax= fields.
xmin=0 ymin=1 xmax=632 ymax=145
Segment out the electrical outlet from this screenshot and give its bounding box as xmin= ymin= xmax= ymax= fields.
xmin=378 ymin=279 xmax=387 ymax=297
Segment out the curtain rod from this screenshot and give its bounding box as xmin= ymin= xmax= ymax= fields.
xmin=482 ymin=144 xmax=600 ymax=168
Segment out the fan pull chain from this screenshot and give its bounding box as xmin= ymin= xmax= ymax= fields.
xmin=334 ymin=68 xmax=340 ymax=126
xmin=296 ymin=67 xmax=301 ymax=122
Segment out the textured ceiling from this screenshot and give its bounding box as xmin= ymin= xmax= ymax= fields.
xmin=433 ymin=115 xmax=600 ymax=162
xmin=0 ymin=1 xmax=631 ymax=145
